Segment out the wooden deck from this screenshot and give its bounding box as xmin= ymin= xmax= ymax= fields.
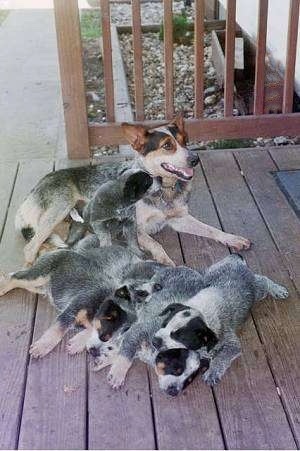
xmin=0 ymin=147 xmax=300 ymax=450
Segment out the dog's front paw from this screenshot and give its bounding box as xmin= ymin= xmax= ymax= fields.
xmin=92 ymin=354 xmax=112 ymax=372
xmin=270 ymin=283 xmax=289 ymax=300
xmin=202 ymin=366 xmax=225 ymax=386
xmin=107 ymin=356 xmax=131 ymax=389
xmin=66 ymin=334 xmax=87 ymax=355
xmin=222 ymin=234 xmax=251 ymax=251
xmin=30 ymin=339 xmax=53 ymax=359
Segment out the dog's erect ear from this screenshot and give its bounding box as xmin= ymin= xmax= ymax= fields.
xmin=170 ymin=112 xmax=185 ymax=135
xmin=123 ymin=171 xmax=153 ymax=203
xmin=115 ymin=285 xmax=131 ymax=301
xmin=121 ymin=123 xmax=148 ymax=152
xmin=159 ymin=303 xmax=190 ymax=327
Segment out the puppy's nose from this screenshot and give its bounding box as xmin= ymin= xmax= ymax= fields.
xmin=88 ymin=346 xmax=100 ymax=357
xmin=152 ymin=336 xmax=163 ymax=350
xmin=187 ymin=153 xmax=200 ymax=167
xmin=166 ymin=385 xmax=179 ymax=397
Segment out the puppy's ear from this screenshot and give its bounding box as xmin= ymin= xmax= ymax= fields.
xmin=115 ymin=285 xmax=131 ymax=301
xmin=121 ymin=123 xmax=148 ymax=152
xmin=123 ymin=171 xmax=153 ymax=203
xmin=159 ymin=303 xmax=190 ymax=328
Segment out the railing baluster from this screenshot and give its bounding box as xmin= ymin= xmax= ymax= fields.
xmin=224 ymin=0 xmax=236 ymax=117
xmin=194 ymin=0 xmax=205 ymax=118
xmin=100 ymin=0 xmax=115 ymax=122
xmin=253 ymin=0 xmax=268 ymax=115
xmin=132 ymin=0 xmax=144 ymax=121
xmin=283 ymin=0 xmax=300 ymax=113
xmin=164 ymin=0 xmax=174 ymax=120
xmin=53 ymin=0 xmax=89 ymax=159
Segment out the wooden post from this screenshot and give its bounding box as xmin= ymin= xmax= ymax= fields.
xmin=53 ymin=0 xmax=90 ymax=159
xmin=283 ymin=0 xmax=300 ymax=113
xmin=224 ymin=0 xmax=236 ymax=117
xmin=132 ymin=0 xmax=144 ymax=121
xmin=253 ymin=0 xmax=268 ymax=115
xmin=100 ymin=0 xmax=115 ymax=122
xmin=194 ymin=0 xmax=205 ymax=118
xmin=164 ymin=0 xmax=174 ymax=120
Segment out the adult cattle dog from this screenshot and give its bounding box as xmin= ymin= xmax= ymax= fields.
xmin=15 ymin=115 xmax=250 ymax=265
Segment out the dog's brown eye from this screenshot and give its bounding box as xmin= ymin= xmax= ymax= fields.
xmin=162 ymin=141 xmax=172 ymax=150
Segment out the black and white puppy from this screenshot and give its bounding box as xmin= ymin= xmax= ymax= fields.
xmin=153 ymin=254 xmax=289 ymax=385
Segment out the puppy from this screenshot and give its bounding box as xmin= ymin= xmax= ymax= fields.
xmin=15 ymin=114 xmax=250 ymax=265
xmin=89 ymin=265 xmax=205 ymax=391
xmin=0 ymin=240 xmax=165 ymax=358
xmin=67 ymin=169 xmax=155 ymax=257
xmin=153 ymin=254 xmax=289 ymax=385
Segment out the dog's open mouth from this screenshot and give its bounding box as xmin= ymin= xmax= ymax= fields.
xmin=161 ymin=163 xmax=194 ymax=181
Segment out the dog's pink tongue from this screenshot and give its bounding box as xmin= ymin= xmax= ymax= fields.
xmin=181 ymin=167 xmax=194 ymax=178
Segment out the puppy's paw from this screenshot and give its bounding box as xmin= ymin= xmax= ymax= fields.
xmin=202 ymin=366 xmax=224 ymax=386
xmin=92 ymin=354 xmax=112 ymax=372
xmin=30 ymin=339 xmax=53 ymax=359
xmin=222 ymin=234 xmax=251 ymax=251
xmin=66 ymin=336 xmax=86 ymax=355
xmin=107 ymin=356 xmax=131 ymax=389
xmin=269 ymin=283 xmax=289 ymax=300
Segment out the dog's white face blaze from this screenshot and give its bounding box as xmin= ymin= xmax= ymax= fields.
xmin=156 ymin=351 xmax=200 ymax=395
xmin=142 ymin=127 xmax=193 ymax=181
xmin=155 ymin=309 xmax=200 ymax=350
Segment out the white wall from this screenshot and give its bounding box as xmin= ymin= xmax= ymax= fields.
xmin=218 ymin=0 xmax=300 ymax=96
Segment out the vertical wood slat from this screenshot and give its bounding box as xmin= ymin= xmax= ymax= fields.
xmin=164 ymin=0 xmax=174 ymax=120
xmin=100 ymin=0 xmax=115 ymax=122
xmin=194 ymin=0 xmax=205 ymax=118
xmin=132 ymin=0 xmax=144 ymax=121
xmin=53 ymin=0 xmax=90 ymax=159
xmin=283 ymin=0 xmax=300 ymax=113
xmin=253 ymin=0 xmax=268 ymax=115
xmin=224 ymin=0 xmax=236 ymax=117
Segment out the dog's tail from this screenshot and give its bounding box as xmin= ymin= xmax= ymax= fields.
xmin=15 ymin=194 xmax=41 ymax=242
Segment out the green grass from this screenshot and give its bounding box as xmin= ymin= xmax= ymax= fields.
xmin=80 ymin=10 xmax=101 ymax=40
xmin=0 ymin=10 xmax=9 ymax=25
xmin=159 ymin=10 xmax=193 ymax=45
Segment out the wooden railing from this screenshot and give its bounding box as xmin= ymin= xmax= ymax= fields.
xmin=53 ymin=0 xmax=300 ymax=159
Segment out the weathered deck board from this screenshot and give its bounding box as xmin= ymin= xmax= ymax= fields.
xmin=269 ymin=146 xmax=300 ymax=170
xmin=0 ymin=162 xmax=18 ymax=238
xmin=179 ymin=161 xmax=296 ymax=449
xmin=233 ymin=150 xmax=300 ymax=445
xmin=88 ymin=361 xmax=155 ymax=450
xmin=150 ymin=228 xmax=224 ymax=450
xmin=18 ymin=159 xmax=87 ymax=450
xmin=202 ymin=151 xmax=298 ymax=448
xmin=0 ymin=160 xmax=51 ymax=449
xmin=236 ymin=150 xmax=300 ymax=289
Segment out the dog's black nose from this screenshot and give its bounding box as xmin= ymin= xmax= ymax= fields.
xmin=166 ymin=385 xmax=179 ymax=397
xmin=152 ymin=336 xmax=163 ymax=350
xmin=187 ymin=153 xmax=200 ymax=167
xmin=88 ymin=346 xmax=100 ymax=357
